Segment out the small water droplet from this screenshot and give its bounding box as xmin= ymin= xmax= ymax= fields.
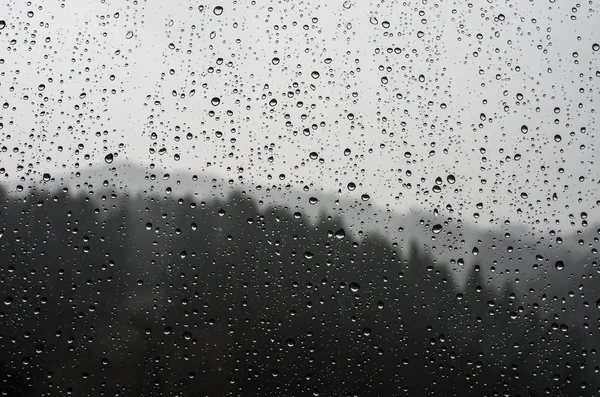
xmin=125 ymin=30 xmax=134 ymax=39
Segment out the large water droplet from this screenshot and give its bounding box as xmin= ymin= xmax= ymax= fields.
xmin=104 ymin=153 xmax=114 ymax=164
xmin=555 ymin=260 xmax=564 ymax=271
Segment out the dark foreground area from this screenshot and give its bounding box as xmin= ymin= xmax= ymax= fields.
xmin=0 ymin=185 xmax=598 ymax=396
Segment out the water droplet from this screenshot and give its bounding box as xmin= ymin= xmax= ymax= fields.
xmin=0 ymin=21 xmax=5 ymax=30
xmin=447 ymin=174 xmax=456 ymax=184
xmin=432 ymin=224 xmax=442 ymax=234
xmin=343 ymin=0 xmax=352 ymax=9
xmin=311 ymin=71 xmax=320 ymax=79
xmin=361 ymin=194 xmax=370 ymax=201
xmin=309 ymin=197 xmax=319 ymax=205
xmin=596 ymin=298 xmax=600 ymax=309
xmin=335 ymin=228 xmax=345 ymax=239
xmin=347 ymin=182 xmax=356 ymax=191
xmin=349 ymin=282 xmax=360 ymax=292
xmin=593 ymin=43 xmax=599 ymax=51
xmin=4 ymin=296 xmax=12 ymax=305
xmin=554 ymin=134 xmax=562 ymax=142
xmin=125 ymin=30 xmax=134 ymax=39
xmin=211 ymin=97 xmax=221 ymax=106
xmin=213 ymin=6 xmax=224 ymax=15
xmin=418 ymin=74 xmax=425 ymax=82
xmin=38 ymin=84 xmax=45 ymax=91
xmin=555 ymin=260 xmax=564 ymax=271
xmin=104 ymin=153 xmax=114 ymax=164
xmin=272 ymin=57 xmax=280 ymax=65
xmin=344 ymin=148 xmax=351 ymax=156
xmin=521 ymin=125 xmax=528 ymax=134
xmin=369 ymin=17 xmax=378 ymax=25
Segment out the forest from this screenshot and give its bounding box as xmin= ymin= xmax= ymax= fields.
xmin=0 ymin=183 xmax=598 ymax=396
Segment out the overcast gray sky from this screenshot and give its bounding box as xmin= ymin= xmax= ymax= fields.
xmin=1 ymin=0 xmax=599 ymax=232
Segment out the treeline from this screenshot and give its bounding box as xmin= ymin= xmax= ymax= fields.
xmin=0 ymin=185 xmax=597 ymax=396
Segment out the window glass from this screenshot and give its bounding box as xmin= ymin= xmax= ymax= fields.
xmin=0 ymin=0 xmax=598 ymax=395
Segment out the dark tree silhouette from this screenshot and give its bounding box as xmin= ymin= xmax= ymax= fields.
xmin=0 ymin=185 xmax=597 ymax=396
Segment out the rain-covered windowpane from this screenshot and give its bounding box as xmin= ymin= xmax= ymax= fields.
xmin=0 ymin=0 xmax=599 ymax=396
